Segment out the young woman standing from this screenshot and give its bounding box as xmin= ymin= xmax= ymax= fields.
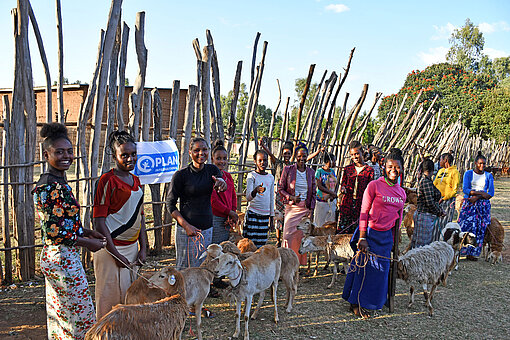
xmin=168 ymin=138 xmax=226 ymax=269
xmin=34 ymin=123 xmax=106 ymax=339
xmin=279 ymin=143 xmax=316 ymax=265
xmin=93 ymin=131 xmax=148 ymax=319
xmin=342 ymin=150 xmax=406 ymax=318
xmin=210 ymin=140 xmax=238 ymax=244
xmin=244 ymin=150 xmax=275 ymax=248
xmin=314 ymin=152 xmax=338 ymax=228
xmin=337 ymin=141 xmax=374 ymax=233
xmin=458 ymin=152 xmax=494 ymax=261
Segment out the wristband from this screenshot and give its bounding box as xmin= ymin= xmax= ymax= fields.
xmin=358 ymin=237 xmax=366 ymax=241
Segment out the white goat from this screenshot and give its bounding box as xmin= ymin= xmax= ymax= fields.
xmin=299 ymin=234 xmax=353 ymax=288
xmin=397 ymin=241 xmax=455 ymax=316
xmin=85 ymin=267 xmax=187 ymax=340
xmin=214 ymin=244 xmax=281 ymax=340
xmin=441 ymin=222 xmax=477 ymax=270
xmin=297 ymin=217 xmax=336 ymax=275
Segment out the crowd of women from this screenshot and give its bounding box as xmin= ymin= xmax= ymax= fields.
xmin=33 ymin=122 xmax=495 ymax=338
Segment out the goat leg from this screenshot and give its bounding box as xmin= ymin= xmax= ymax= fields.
xmin=306 ymin=253 xmax=312 ymax=275
xmin=233 ymin=299 xmax=242 ymax=338
xmin=314 ymin=251 xmax=320 ymax=276
xmin=427 ymin=284 xmax=437 ymax=317
xmin=195 ymin=302 xmax=203 ymax=340
xmin=408 ymin=286 xmax=414 ymax=308
xmin=251 ymin=290 xmax=265 ymax=320
xmin=323 ymin=251 xmax=330 ymax=271
xmin=244 ymin=295 xmax=253 ymax=340
xmin=272 ymin=282 xmax=279 ymax=324
xmin=327 ymin=262 xmax=338 ymax=289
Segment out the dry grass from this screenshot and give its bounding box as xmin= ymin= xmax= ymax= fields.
xmin=1 ymin=178 xmax=510 ymax=339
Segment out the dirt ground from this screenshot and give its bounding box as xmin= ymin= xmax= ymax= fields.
xmin=1 ymin=178 xmax=510 ymax=340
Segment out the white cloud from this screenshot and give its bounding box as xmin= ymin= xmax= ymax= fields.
xmin=484 ymin=47 xmax=509 ymax=59
xmin=417 ymin=46 xmax=449 ymax=65
xmin=325 ymin=4 xmax=349 ymax=13
xmin=431 ymin=23 xmax=456 ymax=40
xmin=479 ymin=21 xmax=510 ymax=34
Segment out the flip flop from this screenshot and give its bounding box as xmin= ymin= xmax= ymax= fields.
xmin=201 ymin=308 xmax=215 ymax=318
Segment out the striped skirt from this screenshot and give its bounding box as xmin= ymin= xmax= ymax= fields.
xmin=243 ymin=210 xmax=270 ymax=248
xmin=211 ymin=215 xmax=230 ymax=244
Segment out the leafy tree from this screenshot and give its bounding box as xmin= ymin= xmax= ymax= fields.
xmin=446 ymin=18 xmax=485 ymax=73
xmin=377 ymin=63 xmax=498 ymax=134
xmin=478 ymin=87 xmax=510 ymax=142
xmin=493 ymin=57 xmax=510 ymax=82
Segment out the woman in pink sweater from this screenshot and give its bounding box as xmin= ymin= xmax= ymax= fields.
xmin=342 ymin=150 xmax=406 ymax=318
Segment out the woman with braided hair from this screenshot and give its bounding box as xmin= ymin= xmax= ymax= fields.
xmin=93 ymin=130 xmax=148 ymax=319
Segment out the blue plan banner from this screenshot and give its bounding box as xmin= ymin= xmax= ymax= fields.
xmin=133 ymin=140 xmax=180 ymax=185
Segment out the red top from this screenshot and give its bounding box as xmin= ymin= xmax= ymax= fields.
xmin=211 ymin=170 xmax=237 ymax=218
xmin=93 ymin=170 xmax=144 ymax=246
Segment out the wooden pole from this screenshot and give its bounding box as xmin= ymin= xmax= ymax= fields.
xmin=294 ymin=64 xmax=316 ymax=143
xmin=128 ymin=11 xmax=147 ymax=141
xmin=250 ymin=32 xmax=261 ymax=90
xmin=55 ymin=0 xmax=64 ymax=123
xmin=180 ymin=86 xmax=198 ymax=168
xmin=388 ymin=217 xmax=400 ymax=313
xmin=101 ymin=22 xmax=121 ymax=175
xmin=312 ymin=73 xmax=338 ymax=150
xmin=248 ymin=41 xmax=268 ymax=153
xmin=116 ymin=22 xmax=129 ymax=131
xmin=168 ymin=80 xmax=180 ymax=140
xmin=201 ymin=45 xmax=213 ymax=149
xmin=192 ymin=39 xmax=202 ymax=137
xmin=226 ymin=61 xmax=242 ymax=159
xmin=301 ymin=70 xmax=327 ymax=141
xmin=278 ymin=97 xmax=290 ymax=158
xmin=27 ymin=2 xmax=52 ymax=123
xmin=206 ymin=30 xmax=224 ymax=141
xmin=2 ymin=95 xmax=13 ymax=284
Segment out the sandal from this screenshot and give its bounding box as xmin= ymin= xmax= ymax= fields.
xmin=349 ymin=304 xmax=361 ymax=317
xmin=359 ymin=307 xmax=372 ymax=319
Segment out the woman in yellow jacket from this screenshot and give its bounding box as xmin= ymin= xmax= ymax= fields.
xmin=433 ymin=153 xmax=460 ymax=237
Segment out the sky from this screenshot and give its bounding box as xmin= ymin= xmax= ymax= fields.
xmin=0 ymin=0 xmax=509 ymax=115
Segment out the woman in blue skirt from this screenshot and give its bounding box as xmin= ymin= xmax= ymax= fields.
xmin=342 ymin=150 xmax=406 ymax=318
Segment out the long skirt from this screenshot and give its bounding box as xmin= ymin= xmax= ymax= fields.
xmin=411 ymin=211 xmax=438 ymax=248
xmin=40 ymin=245 xmax=96 ymax=339
xmin=211 ymin=215 xmax=229 ymax=244
xmin=342 ymin=227 xmax=393 ymax=311
xmin=458 ymin=198 xmax=491 ymax=257
xmin=437 ymin=197 xmax=456 ymax=235
xmin=175 ymin=225 xmax=213 ymax=270
xmin=94 ymin=242 xmax=139 ymax=320
xmin=243 ymin=210 xmax=270 ymax=248
xmin=282 ymin=201 xmax=309 ymax=265
xmin=314 ymin=200 xmax=337 ymax=228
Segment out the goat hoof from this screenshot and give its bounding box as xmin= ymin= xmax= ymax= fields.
xmin=326 ymin=284 xmax=333 ymax=289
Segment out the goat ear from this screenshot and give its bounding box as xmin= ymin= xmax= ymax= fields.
xmin=199 ymin=251 xmax=208 ymax=260
xmin=168 ymin=274 xmax=176 ymax=286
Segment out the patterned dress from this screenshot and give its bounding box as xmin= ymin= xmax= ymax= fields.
xmin=33 ymin=173 xmax=96 ymax=339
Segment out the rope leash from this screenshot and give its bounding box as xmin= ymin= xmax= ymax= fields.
xmin=187 ymin=232 xmax=205 ymax=268
xmin=104 ymin=248 xmax=167 ymax=291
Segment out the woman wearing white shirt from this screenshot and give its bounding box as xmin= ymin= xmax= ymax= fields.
xmin=458 ymin=152 xmax=494 ymax=261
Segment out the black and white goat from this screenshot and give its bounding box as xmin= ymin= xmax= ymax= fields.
xmin=441 ymin=222 xmax=477 ymax=270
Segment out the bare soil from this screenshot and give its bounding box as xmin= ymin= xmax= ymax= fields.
xmin=2 ymin=178 xmax=510 ymax=340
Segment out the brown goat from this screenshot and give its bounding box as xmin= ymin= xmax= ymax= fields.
xmin=296 ymin=217 xmax=336 ymax=275
xmin=238 ymin=238 xmax=257 ymax=253
xmin=483 ymin=217 xmax=505 ymax=264
xmin=124 ymin=271 xmax=166 ymax=305
xmin=85 ymin=267 xmax=187 ymax=340
xmin=401 ymin=204 xmax=417 ymax=254
xmin=277 ymin=247 xmax=299 ymax=312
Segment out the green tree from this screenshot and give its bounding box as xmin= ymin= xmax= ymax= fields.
xmin=377 ymin=63 xmax=497 ymax=134
xmin=478 ymin=87 xmax=510 ymax=142
xmin=446 ymin=18 xmax=485 ymax=73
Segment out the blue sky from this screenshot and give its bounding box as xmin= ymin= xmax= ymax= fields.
xmin=0 ymin=0 xmax=509 ymax=114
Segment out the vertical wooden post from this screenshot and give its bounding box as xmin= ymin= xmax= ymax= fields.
xmin=180 ymin=86 xmax=198 ymax=169
xmin=116 ymin=22 xmax=129 ymax=131
xmin=192 ymin=39 xmax=202 ymax=137
xmin=294 ymin=64 xmax=315 ymax=143
xmin=128 ymin=11 xmax=147 ymax=141
xmin=168 ymin=80 xmax=180 ymax=140
xmin=250 ymin=32 xmax=261 ymax=90
xmin=388 ymin=219 xmax=400 ymax=313
xmin=278 ymin=97 xmax=290 ymax=158
xmin=226 ymin=61 xmax=242 ymax=159
xmin=2 ymin=95 xmax=13 ymax=284
xmin=101 ymin=22 xmax=121 ymax=175
xmin=27 ymin=2 xmax=52 ymax=123
xmin=201 ymin=45 xmax=213 ymax=148
xmin=206 ymin=30 xmax=224 ymax=141
xmin=55 ymin=0 xmax=65 ymax=123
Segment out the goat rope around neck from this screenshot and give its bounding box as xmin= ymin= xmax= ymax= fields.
xmin=230 ymin=262 xmax=244 ymax=288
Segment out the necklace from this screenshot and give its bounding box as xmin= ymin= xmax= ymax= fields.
xmin=384 ymin=177 xmax=396 ymax=187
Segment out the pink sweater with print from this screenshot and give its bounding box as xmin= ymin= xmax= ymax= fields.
xmin=359 ymin=177 xmax=406 ymax=232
